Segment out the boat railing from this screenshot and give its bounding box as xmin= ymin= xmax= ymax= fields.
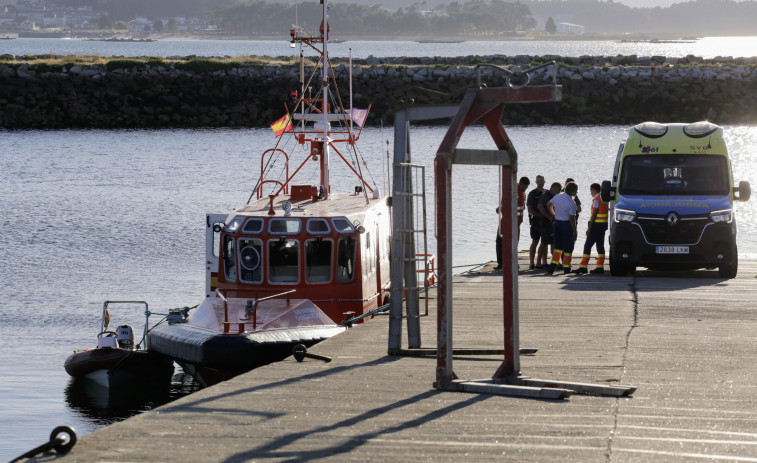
xmin=217 ymin=289 xmax=297 ymax=333
xmin=256 ymin=148 xmax=289 ymax=200
xmin=257 ymin=180 xmax=287 ymax=200
xmin=240 ymin=289 xmax=297 ymax=330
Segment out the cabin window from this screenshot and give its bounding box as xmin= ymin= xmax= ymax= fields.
xmin=306 ymin=218 xmax=331 ymax=234
xmin=269 ymin=218 xmax=301 ymax=234
xmin=337 ymin=236 xmax=356 ymax=282
xmin=305 ymin=238 xmax=333 ymax=283
xmin=361 ymin=230 xmax=376 ymax=277
xmin=243 ymin=218 xmax=264 ymax=234
xmin=332 ymin=218 xmax=355 ymax=234
xmin=238 ymin=238 xmax=263 ymax=283
xmin=268 ymin=238 xmax=299 ymax=283
xmin=377 ymin=212 xmax=391 ymax=261
xmin=226 ymin=216 xmax=244 ymax=233
xmin=222 ymin=235 xmax=237 ymax=282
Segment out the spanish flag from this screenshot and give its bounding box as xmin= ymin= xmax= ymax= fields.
xmin=270 ymin=113 xmax=293 ymax=137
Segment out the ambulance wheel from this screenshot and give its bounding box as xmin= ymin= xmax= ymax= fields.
xmin=718 ymin=256 xmax=737 ymax=279
xmin=609 ymin=253 xmax=629 ymax=277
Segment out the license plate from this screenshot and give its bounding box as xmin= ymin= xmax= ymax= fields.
xmin=656 ymin=246 xmax=689 ymax=254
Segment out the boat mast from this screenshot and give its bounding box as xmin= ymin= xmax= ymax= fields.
xmin=320 ymin=0 xmax=331 ymax=200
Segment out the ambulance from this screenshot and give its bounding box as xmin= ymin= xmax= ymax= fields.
xmin=600 ymin=121 xmax=750 ymax=278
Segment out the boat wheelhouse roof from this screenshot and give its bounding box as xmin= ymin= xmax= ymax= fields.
xmin=234 ymin=192 xmax=387 ymax=222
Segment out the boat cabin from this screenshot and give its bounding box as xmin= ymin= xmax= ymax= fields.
xmin=206 ymin=190 xmax=391 ymax=323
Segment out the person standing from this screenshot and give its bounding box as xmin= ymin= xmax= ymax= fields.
xmin=516 ymin=176 xmax=530 ymax=241
xmin=546 ymin=182 xmax=578 ymax=275
xmin=564 ymin=178 xmax=582 ymax=231
xmin=495 ymin=176 xmax=530 ymax=271
xmin=538 ymin=181 xmax=562 ymax=269
xmin=575 ymin=183 xmax=609 ymax=274
xmin=526 ymin=175 xmax=546 ymax=270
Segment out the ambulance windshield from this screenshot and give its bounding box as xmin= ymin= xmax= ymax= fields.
xmin=618 ymin=155 xmax=729 ymax=196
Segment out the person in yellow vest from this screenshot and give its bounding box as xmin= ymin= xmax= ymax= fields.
xmin=574 ymin=183 xmax=609 ymax=274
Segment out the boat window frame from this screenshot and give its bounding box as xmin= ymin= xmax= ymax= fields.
xmin=267 ymin=237 xmax=300 ymax=284
xmin=304 ymin=237 xmax=334 ymax=284
xmin=336 ymin=235 xmax=357 ymax=283
xmin=222 ymin=234 xmax=237 ymax=283
xmin=361 ymin=229 xmax=376 ymax=277
xmin=238 ymin=237 xmax=264 ymax=284
xmin=306 ymin=218 xmax=331 ymax=234
xmin=226 ymin=216 xmax=244 ymax=233
xmin=268 ymin=218 xmax=302 ymax=235
xmin=242 ymin=218 xmax=264 ymax=234
xmin=332 ymin=217 xmax=355 ymax=234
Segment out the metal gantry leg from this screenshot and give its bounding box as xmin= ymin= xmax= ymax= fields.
xmin=431 ymin=86 xmax=636 ymax=399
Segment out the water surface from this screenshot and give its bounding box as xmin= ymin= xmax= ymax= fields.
xmin=1 ymin=124 xmax=755 ymax=460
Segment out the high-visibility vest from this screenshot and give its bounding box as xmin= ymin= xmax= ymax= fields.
xmin=591 ymin=193 xmax=609 ymax=223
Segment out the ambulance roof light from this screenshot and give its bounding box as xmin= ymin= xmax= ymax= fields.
xmin=633 ymin=122 xmax=668 ymax=138
xmin=683 ymin=121 xmax=720 ymax=138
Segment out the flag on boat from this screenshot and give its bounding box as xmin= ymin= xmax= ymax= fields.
xmin=104 ymin=309 xmax=110 ymax=330
xmin=346 ymin=108 xmax=368 ymax=128
xmin=270 ymin=113 xmax=293 ymax=137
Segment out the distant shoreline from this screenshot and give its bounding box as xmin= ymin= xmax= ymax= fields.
xmin=9 ymin=30 xmax=757 ymax=43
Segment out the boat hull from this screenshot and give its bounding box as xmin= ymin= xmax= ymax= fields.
xmin=64 ymin=348 xmax=174 ymax=387
xmin=147 ymin=323 xmax=344 ymax=375
xmin=145 ymin=297 xmax=346 ymax=384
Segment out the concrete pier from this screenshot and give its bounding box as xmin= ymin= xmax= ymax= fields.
xmin=61 ymin=258 xmax=757 ymax=462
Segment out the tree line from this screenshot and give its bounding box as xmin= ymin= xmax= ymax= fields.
xmin=207 ymin=0 xmax=536 ymax=36
xmin=43 ymin=0 xmax=757 ymax=37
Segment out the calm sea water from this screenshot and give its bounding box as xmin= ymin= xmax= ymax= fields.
xmin=3 ymin=36 xmax=757 ymax=59
xmin=1 ymin=124 xmax=756 ymax=459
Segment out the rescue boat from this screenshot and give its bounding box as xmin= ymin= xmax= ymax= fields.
xmin=64 ymin=301 xmax=174 ymax=388
xmin=146 ymin=1 xmax=391 ymax=386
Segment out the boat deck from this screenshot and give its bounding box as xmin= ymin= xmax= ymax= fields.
xmin=63 ymin=257 xmax=757 ymax=462
xmin=237 ymin=192 xmax=386 ymax=218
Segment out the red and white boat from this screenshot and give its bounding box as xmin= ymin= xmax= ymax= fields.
xmin=146 ymin=1 xmax=391 ymax=386
xmin=64 ymin=301 xmax=174 ymax=388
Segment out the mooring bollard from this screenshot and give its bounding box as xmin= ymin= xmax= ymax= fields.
xmin=292 ymin=344 xmax=332 ymax=363
xmin=10 ymin=426 xmax=77 ymax=462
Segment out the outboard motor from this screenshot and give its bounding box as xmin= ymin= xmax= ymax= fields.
xmin=116 ymin=325 xmax=135 ymax=350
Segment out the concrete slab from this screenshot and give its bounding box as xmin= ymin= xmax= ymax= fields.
xmin=56 ymin=258 xmax=757 ymax=462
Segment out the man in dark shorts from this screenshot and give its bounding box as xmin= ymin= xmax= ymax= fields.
xmin=526 ymin=175 xmax=546 ymax=269
xmin=538 ymin=182 xmax=563 ymax=266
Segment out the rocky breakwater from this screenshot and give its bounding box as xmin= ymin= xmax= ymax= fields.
xmin=1 ymin=54 xmax=756 ymax=128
